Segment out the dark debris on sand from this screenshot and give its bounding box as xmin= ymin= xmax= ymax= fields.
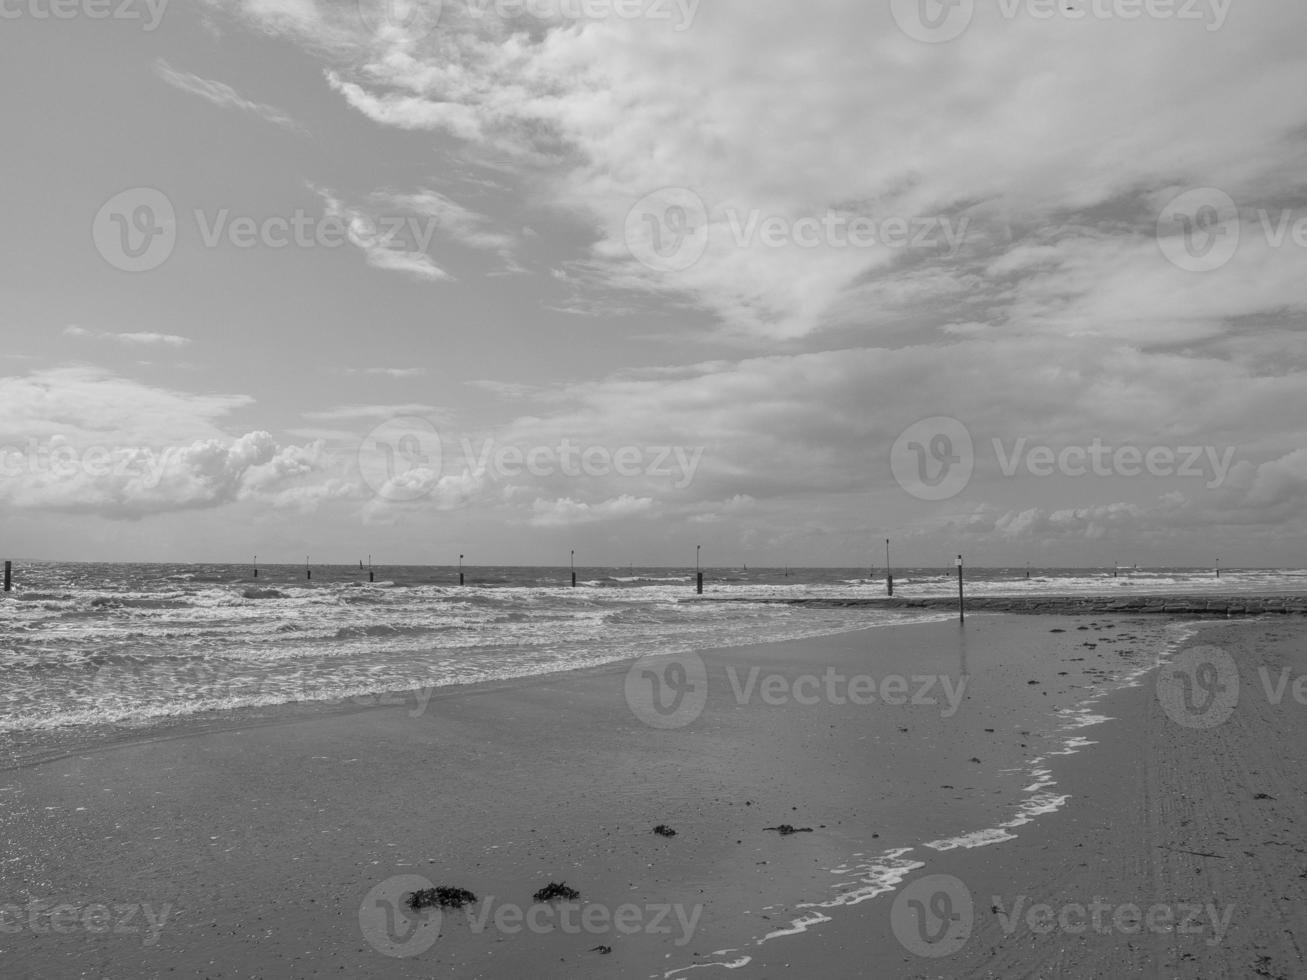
xmin=533 ymin=882 xmax=581 ymax=902
xmin=764 ymin=824 xmax=813 ymax=835
xmin=653 ymin=824 xmax=677 ymax=837
xmin=408 ymin=886 xmax=477 ymax=911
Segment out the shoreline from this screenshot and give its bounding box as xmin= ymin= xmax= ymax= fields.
xmin=737 ymin=615 xmax=1307 ymax=978
xmin=0 ymin=611 xmax=1217 ymax=978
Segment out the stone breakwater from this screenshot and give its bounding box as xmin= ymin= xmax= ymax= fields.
xmin=687 ymin=594 xmax=1307 ymax=616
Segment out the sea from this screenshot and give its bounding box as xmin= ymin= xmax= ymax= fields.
xmin=2 ymin=562 xmax=1303 ymax=766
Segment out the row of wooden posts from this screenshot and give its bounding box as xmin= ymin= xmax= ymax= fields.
xmin=0 ymin=553 xmax=1223 ymax=625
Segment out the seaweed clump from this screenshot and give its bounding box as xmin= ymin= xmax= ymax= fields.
xmin=408 ymin=886 xmax=478 ymax=911
xmin=653 ymin=825 xmax=677 ymax=837
xmin=533 ymin=882 xmax=581 ymax=902
xmin=764 ymin=824 xmax=813 ymax=836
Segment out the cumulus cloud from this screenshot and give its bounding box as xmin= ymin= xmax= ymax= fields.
xmin=206 ymin=0 xmax=1307 ymax=338
xmin=0 ymin=369 xmax=337 ymax=519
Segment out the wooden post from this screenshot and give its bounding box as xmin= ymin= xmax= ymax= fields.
xmin=253 ymin=555 xmax=258 ymax=578
xmin=570 ymin=550 xmax=576 ymax=587
xmin=696 ymin=545 xmax=702 ymax=594
xmin=956 ymin=554 xmax=964 ymax=623
xmin=306 ymin=556 xmax=311 ymax=581
xmin=885 ymin=538 xmax=893 ymax=596
xmin=1216 ymin=558 xmax=1220 ymax=578
xmin=459 ymin=555 xmax=464 ymax=587
xmin=3 ymin=560 xmax=11 ymax=593
xmin=368 ymin=554 xmax=374 ymax=583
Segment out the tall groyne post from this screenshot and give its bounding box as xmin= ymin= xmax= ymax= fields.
xmin=956 ymin=554 xmax=965 ymax=623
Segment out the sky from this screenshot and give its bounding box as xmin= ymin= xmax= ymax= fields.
xmin=1 ymin=0 xmax=1306 ymax=567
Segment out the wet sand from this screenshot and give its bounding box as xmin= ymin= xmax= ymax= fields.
xmin=1 ymin=614 xmax=1301 ymax=978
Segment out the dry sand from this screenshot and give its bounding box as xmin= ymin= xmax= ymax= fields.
xmin=1 ymin=614 xmax=1304 ymax=979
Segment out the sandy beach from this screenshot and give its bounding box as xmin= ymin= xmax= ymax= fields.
xmin=3 ymin=611 xmax=1306 ymax=979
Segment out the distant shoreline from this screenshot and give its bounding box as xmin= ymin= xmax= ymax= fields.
xmin=689 ymin=592 xmax=1307 ymax=615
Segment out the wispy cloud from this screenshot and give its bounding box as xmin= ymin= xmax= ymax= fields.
xmin=342 ymin=367 xmax=429 ymax=378
xmin=301 ymin=403 xmax=446 ymax=422
xmin=314 ymin=186 xmax=452 ymax=282
xmin=153 ymin=58 xmax=304 ymax=132
xmin=64 ymin=326 xmax=191 ymax=347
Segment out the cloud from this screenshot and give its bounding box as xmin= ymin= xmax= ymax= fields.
xmin=0 ymin=430 xmax=341 ymax=519
xmin=528 ymin=494 xmax=655 ymax=526
xmin=210 ymin=1 xmax=1307 ymax=341
xmin=314 ymin=185 xmax=452 ymax=281
xmin=0 ymin=369 xmax=342 ymax=519
xmin=342 ymin=367 xmax=429 ymax=378
xmin=64 ymin=326 xmax=191 ymax=347
xmin=154 ymin=58 xmax=305 ymax=131
xmin=0 ymin=366 xmax=245 ymax=445
xmin=301 ymin=403 xmax=446 ymax=422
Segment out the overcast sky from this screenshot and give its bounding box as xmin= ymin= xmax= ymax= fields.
xmin=1 ymin=0 xmax=1305 ymax=567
